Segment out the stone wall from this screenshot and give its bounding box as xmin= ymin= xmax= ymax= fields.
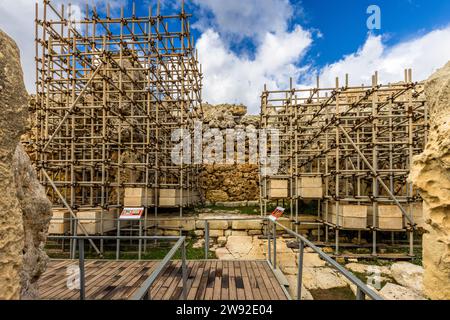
xmin=409 ymin=61 xmax=450 ymax=300
xmin=0 ymin=30 xmax=52 ymax=300
xmin=199 ymin=104 xmax=260 ymax=203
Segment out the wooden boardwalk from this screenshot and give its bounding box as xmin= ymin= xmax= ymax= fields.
xmin=38 ymin=260 xmax=289 ymax=300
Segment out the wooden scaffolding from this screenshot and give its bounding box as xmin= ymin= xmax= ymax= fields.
xmin=33 ymin=0 xmax=203 ymax=254
xmin=260 ymin=70 xmax=428 ymax=258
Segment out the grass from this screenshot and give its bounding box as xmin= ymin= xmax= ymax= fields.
xmin=202 ymin=205 xmax=261 ymax=215
xmin=46 ymin=238 xmax=215 ymax=260
xmin=310 ymin=287 xmax=356 ymax=300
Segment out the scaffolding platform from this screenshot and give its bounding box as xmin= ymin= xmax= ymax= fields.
xmin=38 ymin=259 xmax=289 ymax=300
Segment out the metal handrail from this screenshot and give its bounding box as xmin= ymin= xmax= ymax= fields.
xmin=48 ymin=215 xmax=383 ymax=301
xmin=270 ymin=219 xmax=383 ymax=300
xmin=200 ymin=217 xmax=383 ymax=301
xmin=47 ymin=235 xmax=187 ymax=300
xmin=131 ymin=236 xmax=187 ymax=300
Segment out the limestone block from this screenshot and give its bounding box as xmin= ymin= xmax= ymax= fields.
xmin=267 ymin=179 xmax=288 ymax=199
xmin=195 ymin=219 xmax=230 ymax=230
xmin=379 ymin=283 xmax=427 ymax=300
xmin=48 ymin=210 xmax=70 ymax=234
xmin=302 ymin=267 xmax=348 ymax=290
xmin=217 ymin=236 xmax=227 ymax=247
xmin=209 ymin=229 xmax=224 ymax=237
xmin=327 ymin=203 xmax=368 ymax=229
xmin=285 ymin=275 xmax=314 ymax=300
xmin=231 ymin=231 xmax=248 ymax=236
xmin=390 ymin=262 xmax=424 ymax=293
xmin=297 ymin=177 xmax=323 ymax=199
xmin=231 ymin=219 xmax=263 ymax=230
xmin=157 ymin=218 xmax=195 ymax=231
xmin=376 ymin=205 xmax=404 ymax=230
xmin=194 ymin=230 xmax=204 ymax=237
xmin=163 ymin=230 xmax=181 ymax=236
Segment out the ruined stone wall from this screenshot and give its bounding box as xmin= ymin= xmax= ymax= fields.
xmin=199 ymin=104 xmax=260 ymax=203
xmin=0 ymin=30 xmax=52 ymax=300
xmin=409 ymin=61 xmax=450 ymax=300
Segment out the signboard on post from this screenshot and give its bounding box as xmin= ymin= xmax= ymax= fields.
xmin=269 ymin=207 xmax=285 ymax=222
xmin=120 ymin=207 xmax=144 ymax=220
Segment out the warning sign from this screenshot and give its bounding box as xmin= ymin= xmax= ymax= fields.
xmin=269 ymin=207 xmax=285 ymax=222
xmin=120 ymin=207 xmax=144 ymax=220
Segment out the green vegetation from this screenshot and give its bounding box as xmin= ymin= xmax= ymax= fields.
xmin=46 ymin=238 xmax=215 ymax=260
xmin=310 ymin=287 xmax=356 ymax=300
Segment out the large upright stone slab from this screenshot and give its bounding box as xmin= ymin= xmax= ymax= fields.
xmin=409 ymin=61 xmax=450 ymax=300
xmin=0 ymin=29 xmax=28 ymax=299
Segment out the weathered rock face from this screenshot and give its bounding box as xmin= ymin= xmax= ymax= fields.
xmin=0 ymin=29 xmax=28 ymax=299
xmin=409 ymin=61 xmax=450 ymax=300
xmin=0 ymin=30 xmax=52 ymax=300
xmin=13 ymin=144 xmax=52 ymax=299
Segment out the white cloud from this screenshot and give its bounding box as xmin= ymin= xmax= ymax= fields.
xmin=194 ymin=0 xmax=312 ymax=113
xmin=197 ymin=26 xmax=312 ymax=113
xmin=192 ymin=0 xmax=294 ymax=41
xmin=0 ymin=0 xmax=125 ymax=93
xmin=315 ymin=27 xmax=450 ymax=87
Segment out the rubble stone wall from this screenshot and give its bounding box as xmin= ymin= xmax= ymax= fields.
xmin=199 ymin=104 xmax=260 ymax=203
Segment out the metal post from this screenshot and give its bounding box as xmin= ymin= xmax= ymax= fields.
xmin=204 ymin=220 xmax=209 ymax=260
xmin=297 ymin=240 xmax=304 ymax=300
xmin=181 ymin=239 xmax=188 ymax=300
xmin=267 ymin=222 xmax=271 ymax=264
xmin=356 ymin=287 xmax=366 ymax=300
xmin=138 ymin=219 xmax=142 ymax=261
xmin=79 ymin=239 xmax=85 ymax=300
xmin=273 ymin=221 xmax=277 ymax=269
xmin=116 ymin=220 xmax=120 ymax=260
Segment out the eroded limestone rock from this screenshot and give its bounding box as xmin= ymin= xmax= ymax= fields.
xmin=0 ymin=30 xmax=51 ymax=300
xmin=409 ymin=61 xmax=450 ymax=300
xmin=0 ymin=29 xmax=28 ymax=299
xmin=390 ymin=262 xmax=424 ymax=293
xmin=378 ymin=283 xmax=427 ymax=301
xmin=13 ymin=145 xmax=52 ymax=299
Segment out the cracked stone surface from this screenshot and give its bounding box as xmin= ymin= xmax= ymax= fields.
xmin=0 ymin=29 xmax=28 ymax=300
xmin=409 ymin=60 xmax=450 ymax=300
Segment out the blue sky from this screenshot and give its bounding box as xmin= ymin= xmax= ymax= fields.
xmin=1 ymin=0 xmax=450 ymax=113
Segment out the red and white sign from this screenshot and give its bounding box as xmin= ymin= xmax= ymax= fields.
xmin=269 ymin=207 xmax=285 ymax=221
xmin=120 ymin=207 xmax=144 ymax=220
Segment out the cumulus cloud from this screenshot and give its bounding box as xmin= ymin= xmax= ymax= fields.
xmin=194 ymin=0 xmax=313 ymax=113
xmin=314 ymin=26 xmax=450 ymax=88
xmin=192 ymin=0 xmax=294 ymax=41
xmin=197 ymin=26 xmax=312 ymax=113
xmin=0 ymin=0 xmax=125 ymax=93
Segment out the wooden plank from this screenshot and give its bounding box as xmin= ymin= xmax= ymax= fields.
xmin=239 ymin=261 xmax=254 ymax=300
xmin=228 ymin=260 xmax=237 ymax=300
xmin=260 ymin=262 xmax=287 ymax=300
xmin=250 ymin=261 xmax=270 ymax=300
xmin=220 ymin=261 xmax=229 ymax=300
xmin=195 ymin=260 xmax=212 ymax=300
xmin=161 ymin=261 xmax=183 ymax=300
xmin=234 ymin=261 xmax=246 ymax=300
xmin=188 ymin=260 xmax=205 ymax=300
xmin=204 ymin=260 xmax=216 ymax=300
xmin=212 ymin=262 xmax=222 ymax=300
